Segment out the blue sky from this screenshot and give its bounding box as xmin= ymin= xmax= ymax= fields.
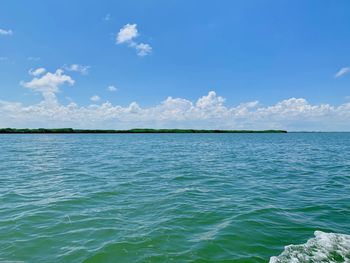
xmin=1 ymin=0 xmax=350 ymax=130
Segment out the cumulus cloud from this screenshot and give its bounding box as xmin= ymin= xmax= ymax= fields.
xmin=90 ymin=95 xmax=101 ymax=102
xmin=1 ymin=89 xmax=350 ymax=131
xmin=335 ymin=67 xmax=350 ymax=78
xmin=20 ymin=69 xmax=74 ymax=101
xmin=116 ymin=24 xmax=138 ymax=44
xmin=107 ymin=85 xmax=117 ymax=92
xmin=63 ymin=64 xmax=90 ymax=75
xmin=29 ymin=67 xmax=46 ymax=76
xmin=0 ymin=28 xmax=13 ymax=36
xmin=116 ymin=24 xmax=152 ymax=56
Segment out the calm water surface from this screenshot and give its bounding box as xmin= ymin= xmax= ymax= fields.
xmin=0 ymin=133 xmax=349 ymax=262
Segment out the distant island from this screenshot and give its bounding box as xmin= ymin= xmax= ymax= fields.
xmin=0 ymin=128 xmax=287 ymax=133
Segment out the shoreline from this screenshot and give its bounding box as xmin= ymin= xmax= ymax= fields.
xmin=0 ymin=128 xmax=287 ymax=134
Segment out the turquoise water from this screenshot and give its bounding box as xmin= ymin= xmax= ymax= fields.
xmin=0 ymin=133 xmax=349 ymax=262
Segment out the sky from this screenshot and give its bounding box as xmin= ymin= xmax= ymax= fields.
xmin=1 ymin=0 xmax=350 ymax=131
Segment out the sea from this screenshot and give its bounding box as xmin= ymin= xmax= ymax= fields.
xmin=0 ymin=133 xmax=349 ymax=262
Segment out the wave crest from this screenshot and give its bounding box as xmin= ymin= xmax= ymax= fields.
xmin=270 ymin=231 xmax=350 ymax=263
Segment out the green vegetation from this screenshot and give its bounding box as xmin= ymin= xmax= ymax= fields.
xmin=0 ymin=128 xmax=287 ymax=133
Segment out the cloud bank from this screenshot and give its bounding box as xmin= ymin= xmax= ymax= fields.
xmin=1 ymin=69 xmax=350 ymax=131
xmin=0 ymin=69 xmax=348 ymax=131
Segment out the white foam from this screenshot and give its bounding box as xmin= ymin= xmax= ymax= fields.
xmin=270 ymin=231 xmax=350 ymax=263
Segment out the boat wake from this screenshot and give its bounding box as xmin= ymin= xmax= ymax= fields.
xmin=270 ymin=231 xmax=350 ymax=263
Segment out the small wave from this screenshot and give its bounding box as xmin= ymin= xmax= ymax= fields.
xmin=270 ymin=231 xmax=350 ymax=263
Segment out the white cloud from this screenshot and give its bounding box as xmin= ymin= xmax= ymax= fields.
xmin=0 ymin=28 xmax=13 ymax=36
xmin=27 ymin=57 xmax=41 ymax=61
xmin=107 ymin=85 xmax=117 ymax=92
xmin=90 ymin=95 xmax=101 ymax=102
xmin=29 ymin=67 xmax=46 ymax=76
xmin=135 ymin=43 xmax=152 ymax=57
xmin=2 ymin=89 xmax=350 ymax=131
xmin=335 ymin=67 xmax=350 ymax=78
xmin=63 ymin=64 xmax=90 ymax=75
xmin=116 ymin=24 xmax=138 ymax=44
xmin=116 ymin=24 xmax=152 ymax=56
xmin=20 ymin=69 xmax=74 ymax=101
xmin=103 ymin=14 xmax=111 ymax=21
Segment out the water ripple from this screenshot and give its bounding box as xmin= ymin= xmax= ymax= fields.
xmin=0 ymin=133 xmax=349 ymax=262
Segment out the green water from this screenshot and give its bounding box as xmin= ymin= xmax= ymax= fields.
xmin=0 ymin=133 xmax=349 ymax=262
